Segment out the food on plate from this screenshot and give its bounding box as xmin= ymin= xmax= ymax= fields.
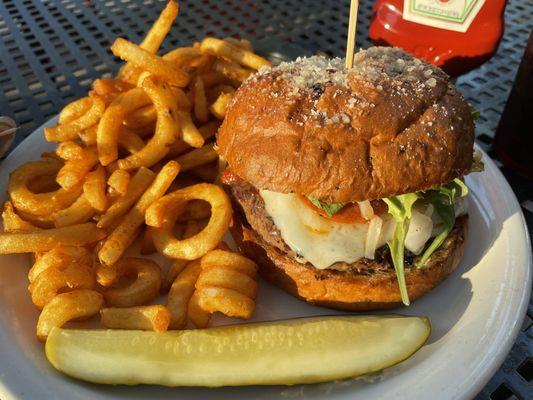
xmin=112 ymin=38 xmax=191 ymax=87
xmin=45 ymin=315 xmax=431 ymax=386
xmin=187 ymin=291 xmax=211 ymax=328
xmin=37 ymin=290 xmax=103 ymax=342
xmin=107 ymin=169 xmax=131 ymax=197
xmin=1 ymin=201 xmax=38 ymax=232
xmin=100 ymin=305 xmax=171 ymax=332
xmin=44 ymin=92 xmax=105 ymax=142
xmin=28 ymin=245 xmax=93 ymax=284
xmin=218 ymin=47 xmax=480 ymax=310
xmin=29 ymin=253 xmax=95 ymax=309
xmin=96 ymin=258 xmax=162 ymax=307
xmin=0 ymin=0 xmax=264 ymax=343
xmin=146 ymin=183 xmax=232 ymax=260
xmin=0 ymin=0 xmax=437 ymax=387
xmin=8 ymin=159 xmax=83 ymax=215
xmin=96 ymin=167 xmax=155 ymax=229
xmin=97 ymin=160 xmax=180 ymax=266
xmin=115 ymin=77 xmax=183 ymax=170
xmin=27 ymin=245 xmax=99 ymax=341
xmin=194 ymin=249 xmax=258 ymax=319
xmin=52 ymin=194 xmax=95 ymax=228
xmin=200 ymin=37 xmax=271 ymax=71
xmin=0 ymin=223 xmax=105 ymax=253
xmin=161 ymin=219 xmax=203 ymax=291
xmin=166 ymin=259 xmax=202 ymax=329
xmin=83 ymin=165 xmax=108 ymax=212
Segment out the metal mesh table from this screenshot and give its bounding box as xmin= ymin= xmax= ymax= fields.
xmin=0 ymin=1 xmax=532 ymax=398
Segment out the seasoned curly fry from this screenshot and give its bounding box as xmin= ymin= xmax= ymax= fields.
xmin=146 ymin=183 xmax=231 ymax=260
xmin=55 ymin=141 xmax=85 ymax=160
xmin=97 ymin=101 xmax=125 ymax=166
xmin=28 ymin=245 xmax=93 ymax=283
xmin=44 ymin=92 xmax=105 ymax=142
xmin=107 ymin=169 xmax=130 ymax=197
xmin=163 ymin=47 xmax=203 ymax=67
xmin=119 ymin=1 xmax=179 ymax=82
xmin=118 ymin=126 xmax=146 ymax=154
xmin=200 ymin=37 xmax=271 ymax=70
xmin=139 ymin=0 xmax=178 ymax=53
xmin=175 ymin=143 xmax=218 ymax=172
xmin=117 ymin=78 xmax=180 ymax=170
xmin=29 ymin=259 xmax=95 ymax=309
xmin=0 ymin=1 xmax=272 ymax=342
xmin=213 ymin=59 xmax=253 ymax=83
xmin=0 ymin=223 xmax=105 ymax=254
xmin=1 ymin=201 xmax=39 ymax=233
xmin=193 ymin=77 xmax=209 ymax=123
xmin=187 ymin=291 xmax=210 ymax=328
xmin=112 ymin=38 xmax=190 ymax=87
xmin=209 ymin=92 xmax=233 ymax=119
xmin=96 ymin=258 xmax=162 ymax=307
xmin=8 ymin=159 xmax=83 ymax=216
xmin=37 ymin=289 xmax=103 ymax=342
xmin=97 ymin=167 xmax=155 ymax=229
xmin=58 ymin=97 xmax=92 ymax=125
xmin=15 ymin=209 xmax=55 ymax=229
xmin=195 ymin=249 xmax=258 ymax=319
xmin=56 ymin=146 xmax=99 ymax=191
xmin=100 ymin=305 xmax=171 ymax=332
xmin=98 ymin=161 xmax=179 ymax=265
xmin=166 ymin=259 xmax=201 ymax=329
xmin=166 ymin=119 xmax=219 ymax=158
xmin=223 ymin=37 xmax=253 ymax=51
xmin=92 ymin=78 xmax=134 ymax=100
xmin=83 ymin=166 xmax=107 ymax=212
xmin=53 ymin=194 xmax=95 ymax=228
xmin=161 ymin=219 xmax=203 ymax=292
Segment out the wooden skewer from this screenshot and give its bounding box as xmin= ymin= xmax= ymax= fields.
xmin=345 ymin=0 xmax=359 ymax=69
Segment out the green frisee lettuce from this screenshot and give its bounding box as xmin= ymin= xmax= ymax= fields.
xmin=382 ymin=193 xmax=420 ymax=306
xmin=469 ymin=104 xmax=480 ymax=121
xmin=417 ymin=179 xmax=469 ymax=267
xmin=307 ymin=196 xmax=345 ymax=217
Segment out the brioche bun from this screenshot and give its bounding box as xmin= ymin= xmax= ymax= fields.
xmin=217 ymin=47 xmax=475 ymax=203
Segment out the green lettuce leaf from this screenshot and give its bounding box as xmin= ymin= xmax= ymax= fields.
xmin=383 ymin=193 xmax=420 ymax=306
xmin=471 ymin=151 xmax=484 ymax=173
xmin=417 ymin=179 xmax=469 ymax=268
xmin=417 ymin=201 xmax=454 ymax=267
xmin=469 ymin=104 xmax=480 ymax=121
xmin=307 ymin=196 xmax=345 ymax=217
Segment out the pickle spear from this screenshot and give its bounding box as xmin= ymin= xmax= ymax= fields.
xmin=46 ymin=315 xmax=430 ymax=386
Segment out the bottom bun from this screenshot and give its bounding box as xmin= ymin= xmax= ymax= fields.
xmin=230 ymin=214 xmax=468 ymax=311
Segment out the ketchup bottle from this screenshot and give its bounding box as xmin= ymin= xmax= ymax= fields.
xmin=369 ymin=0 xmax=507 ymax=77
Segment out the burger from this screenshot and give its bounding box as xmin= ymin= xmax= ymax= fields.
xmin=216 ymin=47 xmax=480 ymax=310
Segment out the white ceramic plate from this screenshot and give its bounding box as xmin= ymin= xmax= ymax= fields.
xmin=0 ymin=118 xmax=530 ymax=400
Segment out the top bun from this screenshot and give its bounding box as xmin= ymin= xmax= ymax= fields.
xmin=217 ymin=47 xmax=475 ymax=203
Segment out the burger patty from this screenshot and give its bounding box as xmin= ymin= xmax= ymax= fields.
xmin=224 ymin=174 xmax=398 ymax=274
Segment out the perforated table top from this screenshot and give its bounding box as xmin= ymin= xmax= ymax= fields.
xmin=0 ymin=1 xmax=532 ymax=398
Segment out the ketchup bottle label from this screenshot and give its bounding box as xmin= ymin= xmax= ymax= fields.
xmin=403 ymin=0 xmax=486 ymax=32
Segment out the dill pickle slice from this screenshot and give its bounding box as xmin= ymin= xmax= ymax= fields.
xmin=46 ymin=315 xmax=430 ymax=386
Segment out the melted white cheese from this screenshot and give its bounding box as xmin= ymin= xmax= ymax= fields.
xmin=260 ymin=190 xmax=468 ymax=269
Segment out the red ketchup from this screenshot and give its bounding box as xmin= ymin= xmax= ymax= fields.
xmin=369 ymin=0 xmax=507 ymax=76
